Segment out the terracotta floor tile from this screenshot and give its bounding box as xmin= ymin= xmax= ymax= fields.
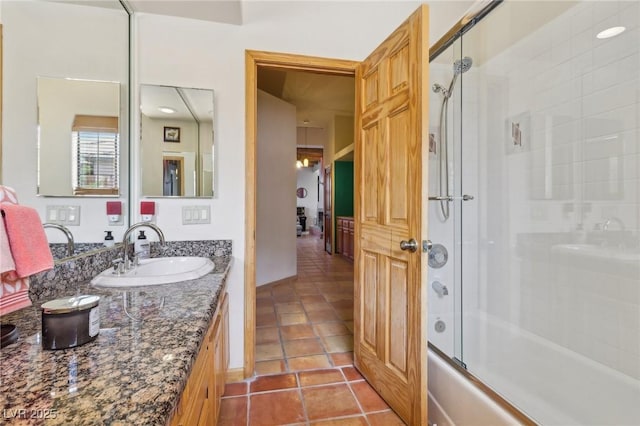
xmin=250 ymin=373 xmax=298 ymax=393
xmin=256 ymin=312 xmax=278 ymax=327
xmin=314 ymin=322 xmax=351 ymax=337
xmin=345 ymin=321 xmax=354 ymax=333
xmin=366 ymin=410 xmax=406 ymax=425
xmin=279 ymin=312 xmax=309 ymax=325
xmin=310 ymin=417 xmax=368 ymax=426
xmin=331 ymin=299 xmax=354 ymax=309
xmin=223 ymin=381 xmax=248 ymax=397
xmin=280 ymin=324 xmax=316 ymax=341
xmin=284 ymin=338 xmax=325 ymax=357
xmin=249 ymin=390 xmax=305 ymax=426
xmin=256 ymin=326 xmax=280 ymax=344
xmin=298 ymin=368 xmax=345 ymax=387
xmin=256 ymin=305 xmax=275 ymax=315
xmin=288 ymin=354 xmax=332 ymax=371
xmin=350 ymin=381 xmax=389 ymax=412
xmin=272 ymin=283 xmax=295 ymax=293
xmin=334 ymin=307 xmax=354 ymax=321
xmin=255 ymin=359 xmax=286 ymax=375
xmin=322 ymin=335 xmax=354 ymax=353
xmin=302 ymin=384 xmax=361 ymax=420
xmin=296 ymin=286 xmax=321 ymax=295
xmin=275 ymin=302 xmax=305 ymax=314
xmin=304 ymin=301 xmax=333 ymax=312
xmin=324 ymin=287 xmax=353 ymax=302
xmin=341 ymin=366 xmax=363 ymax=381
xmin=330 ymin=352 xmax=354 ymax=366
xmin=256 ymin=342 xmax=284 ymax=361
xmin=272 ymin=292 xmax=299 ymax=302
xmin=218 ymin=396 xmax=247 ymax=426
xmin=300 ymin=295 xmax=328 ymax=303
xmin=307 ymin=309 xmax=340 ymax=322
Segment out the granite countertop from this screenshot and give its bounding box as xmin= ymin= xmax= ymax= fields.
xmin=0 ymin=256 xmax=232 ymax=425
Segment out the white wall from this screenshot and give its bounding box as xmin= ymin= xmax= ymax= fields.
xmin=133 ymin=1 xmax=473 ymax=370
xmin=256 ymin=90 xmax=297 ymax=286
xmin=1 ymin=0 xmax=129 ymax=243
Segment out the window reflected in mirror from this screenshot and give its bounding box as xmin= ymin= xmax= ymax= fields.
xmin=139 ymin=85 xmax=214 ymax=198
xmin=37 ymin=77 xmax=121 ymax=197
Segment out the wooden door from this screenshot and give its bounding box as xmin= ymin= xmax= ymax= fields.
xmin=324 ymin=165 xmax=332 ymax=253
xmin=354 ymin=5 xmax=429 ymax=425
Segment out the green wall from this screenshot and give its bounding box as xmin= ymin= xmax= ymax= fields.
xmin=334 ymin=161 xmax=354 ymax=248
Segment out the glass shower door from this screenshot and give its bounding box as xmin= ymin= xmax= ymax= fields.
xmin=427 ymin=38 xmax=463 ymax=364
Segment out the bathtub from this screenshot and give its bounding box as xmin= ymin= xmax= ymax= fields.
xmin=428 ymin=313 xmax=640 ymax=425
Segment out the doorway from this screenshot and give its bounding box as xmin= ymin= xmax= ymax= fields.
xmin=162 ymin=156 xmax=184 ymax=196
xmin=245 ymin=50 xmax=358 ymax=378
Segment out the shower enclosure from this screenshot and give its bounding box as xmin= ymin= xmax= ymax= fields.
xmin=428 ymin=1 xmax=640 ymax=424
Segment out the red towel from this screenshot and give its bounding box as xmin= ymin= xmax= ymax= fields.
xmin=1 ymin=204 xmax=54 ymax=278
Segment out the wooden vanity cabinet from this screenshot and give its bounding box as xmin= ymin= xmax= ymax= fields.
xmin=171 ymin=291 xmax=229 ymax=426
xmin=336 ymin=216 xmax=354 ymax=261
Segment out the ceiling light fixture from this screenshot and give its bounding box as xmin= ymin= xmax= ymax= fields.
xmin=158 ymin=106 xmax=176 ymax=114
xmin=596 ymin=26 xmax=625 ymax=39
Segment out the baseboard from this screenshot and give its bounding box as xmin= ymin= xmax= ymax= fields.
xmin=258 ymin=274 xmax=297 ymax=287
xmin=226 ymin=368 xmax=245 ymax=383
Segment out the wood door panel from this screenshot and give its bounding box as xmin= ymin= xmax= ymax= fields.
xmin=361 ymin=250 xmax=378 ymax=349
xmin=362 ymin=123 xmax=380 ymax=223
xmin=354 ymin=5 xmax=428 ymax=425
xmin=387 ymin=107 xmax=410 ymax=225
xmin=389 ymin=44 xmax=410 ymax=94
xmin=388 ymin=259 xmax=409 ymax=375
xmin=364 ymin=70 xmax=379 ymax=107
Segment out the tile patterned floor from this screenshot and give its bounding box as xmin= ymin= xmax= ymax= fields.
xmin=219 ymin=235 xmax=406 ymax=425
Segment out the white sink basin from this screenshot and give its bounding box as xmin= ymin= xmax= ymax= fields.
xmin=91 ymin=256 xmax=214 ymax=288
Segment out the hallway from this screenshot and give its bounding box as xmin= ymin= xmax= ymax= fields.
xmin=218 ymin=235 xmax=405 ymax=425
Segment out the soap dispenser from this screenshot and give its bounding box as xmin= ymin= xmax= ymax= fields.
xmin=104 ymin=231 xmax=114 ymax=248
xmin=135 ymin=231 xmax=150 ymax=259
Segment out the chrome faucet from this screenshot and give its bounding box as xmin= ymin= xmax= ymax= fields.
xmin=43 ymin=223 xmax=75 ymax=257
xmin=121 ymin=222 xmax=165 ymax=270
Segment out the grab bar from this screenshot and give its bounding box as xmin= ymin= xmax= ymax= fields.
xmin=428 ymin=195 xmax=474 ymax=201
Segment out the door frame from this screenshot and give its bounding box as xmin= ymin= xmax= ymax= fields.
xmin=244 ymin=50 xmax=358 ymax=377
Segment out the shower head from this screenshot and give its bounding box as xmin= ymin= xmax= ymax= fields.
xmin=453 ymin=57 xmax=473 ymax=75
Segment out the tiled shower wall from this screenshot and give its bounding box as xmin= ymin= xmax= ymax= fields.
xmin=463 ymin=1 xmax=639 ymax=379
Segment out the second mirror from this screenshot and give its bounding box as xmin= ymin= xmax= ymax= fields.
xmin=140 ymin=85 xmax=214 ymax=197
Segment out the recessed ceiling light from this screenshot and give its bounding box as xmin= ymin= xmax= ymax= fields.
xmin=158 ymin=106 xmax=176 ymax=114
xmin=596 ymin=26 xmax=625 ymax=39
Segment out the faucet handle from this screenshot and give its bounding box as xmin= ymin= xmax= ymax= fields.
xmin=112 ymin=258 xmax=124 ymax=275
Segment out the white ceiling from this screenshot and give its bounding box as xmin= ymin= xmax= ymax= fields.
xmin=258 ymin=68 xmax=355 ymax=129
xmin=124 ymin=0 xmax=243 ymax=25
xmin=140 ymin=85 xmax=214 ymax=122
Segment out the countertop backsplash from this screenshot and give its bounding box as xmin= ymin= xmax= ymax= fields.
xmin=30 ymin=240 xmax=232 ymax=303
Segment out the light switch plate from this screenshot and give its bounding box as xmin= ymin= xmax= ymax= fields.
xmin=182 ymin=206 xmax=211 ymax=225
xmin=46 ymin=205 xmax=81 ymax=226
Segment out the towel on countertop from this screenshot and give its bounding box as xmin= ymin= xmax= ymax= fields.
xmin=1 ymin=203 xmax=54 ymax=279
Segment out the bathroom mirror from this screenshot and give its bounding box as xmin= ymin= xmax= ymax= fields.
xmin=1 ymin=0 xmax=130 ymax=247
xmin=37 ymin=77 xmax=121 ymax=197
xmin=139 ymin=85 xmax=214 ymax=198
